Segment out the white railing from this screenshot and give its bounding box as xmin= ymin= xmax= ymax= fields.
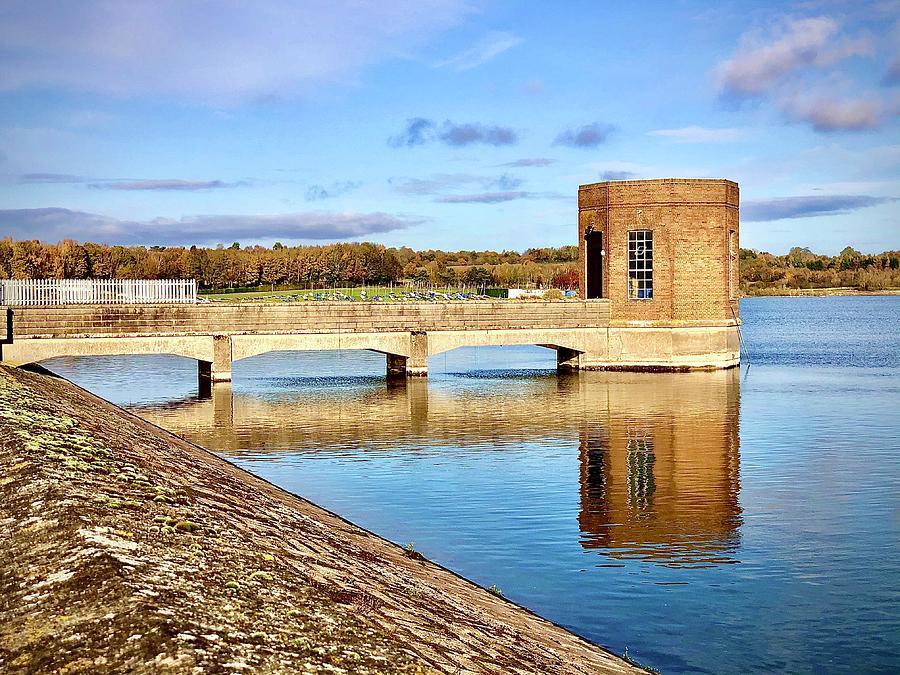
xmin=0 ymin=279 xmax=198 ymax=306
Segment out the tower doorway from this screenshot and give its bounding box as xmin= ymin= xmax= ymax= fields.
xmin=585 ymin=231 xmax=603 ymax=299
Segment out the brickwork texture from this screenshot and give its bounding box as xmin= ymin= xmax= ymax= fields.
xmin=578 ymin=178 xmax=740 ymax=324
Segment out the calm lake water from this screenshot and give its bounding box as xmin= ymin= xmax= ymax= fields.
xmin=43 ymin=297 xmax=900 ymax=674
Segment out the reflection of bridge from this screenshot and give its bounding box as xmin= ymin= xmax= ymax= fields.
xmin=0 ymin=302 xmax=615 ymax=381
xmin=136 ymin=368 xmax=742 ymax=567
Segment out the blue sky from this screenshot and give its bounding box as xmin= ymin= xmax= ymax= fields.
xmin=0 ymin=0 xmax=897 ymax=254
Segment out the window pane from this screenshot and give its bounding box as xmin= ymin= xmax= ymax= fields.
xmin=628 ymin=230 xmax=653 ymax=300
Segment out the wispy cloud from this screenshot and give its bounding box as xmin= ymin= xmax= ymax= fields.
xmin=0 ymin=1 xmax=471 ymax=102
xmin=388 ymin=172 xmax=566 ymax=204
xmin=650 ymin=126 xmax=749 ymax=143
xmin=0 ymin=207 xmax=421 ymax=245
xmin=390 ymin=173 xmax=482 ymax=195
xmin=589 ymin=161 xmax=711 ymax=181
xmin=435 ymin=190 xmax=565 ymax=204
xmin=18 ymin=174 xmax=249 ymax=190
xmin=389 ymin=119 xmax=518 ymax=147
xmin=714 ymin=16 xmax=870 ymax=97
xmin=440 ymin=122 xmax=517 ymax=146
xmin=305 ymin=180 xmax=361 ymax=201
xmin=598 ymin=170 xmax=637 ymax=180
xmin=436 ymin=191 xmax=529 ymax=203
xmin=494 ymin=174 xmax=523 ymax=190
xmin=498 ymin=158 xmax=556 ymax=168
xmin=553 ymin=123 xmax=615 ymax=148
xmin=390 ymin=173 xmax=522 ymax=196
xmin=435 ymin=31 xmax=522 ymax=71
xmin=742 ymin=195 xmax=894 ymax=221
xmin=19 ymin=173 xmax=88 ymax=184
xmin=93 ymin=179 xmax=248 ymax=191
xmin=388 ymin=118 xmax=436 ymax=147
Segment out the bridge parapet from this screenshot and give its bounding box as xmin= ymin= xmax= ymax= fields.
xmin=6 ymin=301 xmax=609 ymax=339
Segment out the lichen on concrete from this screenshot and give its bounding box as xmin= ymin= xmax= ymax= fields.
xmin=0 ymin=365 xmax=642 ymax=674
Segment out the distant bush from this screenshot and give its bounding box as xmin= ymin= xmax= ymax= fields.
xmin=542 ymin=288 xmax=564 ymax=300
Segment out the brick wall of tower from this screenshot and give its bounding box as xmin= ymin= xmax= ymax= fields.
xmin=578 ymin=178 xmax=739 ymax=324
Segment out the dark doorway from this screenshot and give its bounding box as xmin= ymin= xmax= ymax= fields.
xmin=585 ymin=231 xmax=603 ymax=299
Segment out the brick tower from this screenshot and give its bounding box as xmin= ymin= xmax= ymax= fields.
xmin=574 ymin=178 xmax=740 ymax=370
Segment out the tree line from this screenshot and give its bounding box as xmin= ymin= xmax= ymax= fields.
xmin=740 ymin=246 xmax=900 ymax=293
xmin=1 ymin=238 xmax=897 ymax=292
xmin=0 ymin=239 xmax=579 ymax=290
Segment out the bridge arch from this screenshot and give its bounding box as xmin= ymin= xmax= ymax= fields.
xmin=230 ymin=332 xmax=413 ymax=363
xmin=1 ymin=336 xmax=214 ymax=367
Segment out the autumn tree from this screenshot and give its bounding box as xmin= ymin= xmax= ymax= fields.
xmin=11 ymin=240 xmax=50 ymax=279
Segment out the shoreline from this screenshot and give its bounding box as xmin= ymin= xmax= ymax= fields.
xmin=0 ymin=364 xmax=643 ymax=674
xmin=741 ymin=288 xmax=900 ymax=297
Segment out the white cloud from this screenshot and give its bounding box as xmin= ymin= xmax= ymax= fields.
xmin=0 ymin=207 xmax=421 ymax=245
xmin=715 ymin=16 xmax=870 ymax=96
xmin=780 ymin=94 xmax=884 ymax=131
xmin=435 ymin=31 xmax=523 ymax=71
xmin=713 ymin=14 xmax=888 ymax=133
xmin=0 ymin=1 xmax=471 ymax=102
xmin=649 ymin=126 xmax=750 ymax=143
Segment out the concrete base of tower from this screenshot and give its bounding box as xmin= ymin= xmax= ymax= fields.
xmin=557 ymin=324 xmax=741 ymax=372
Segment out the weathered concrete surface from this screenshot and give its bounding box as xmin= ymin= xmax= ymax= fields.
xmin=0 ymin=301 xmax=617 ymax=378
xmin=0 ymin=300 xmax=739 ymax=375
xmin=0 ymin=365 xmax=643 ymax=674
xmin=574 ymin=325 xmax=741 ymax=371
xmin=2 ymin=302 xmax=612 ymax=339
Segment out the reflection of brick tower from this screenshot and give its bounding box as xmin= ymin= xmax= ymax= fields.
xmin=577 ymin=369 xmax=742 ymax=567
xmin=576 ymin=179 xmax=741 ymax=370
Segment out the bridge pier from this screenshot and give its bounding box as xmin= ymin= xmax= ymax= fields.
xmin=556 ymin=346 xmax=583 ymax=371
xmin=199 ymin=334 xmax=233 ymax=385
xmin=385 ymin=331 xmax=428 ymax=378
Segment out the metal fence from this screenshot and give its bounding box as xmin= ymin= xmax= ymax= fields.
xmin=0 ymin=279 xmax=197 ymax=305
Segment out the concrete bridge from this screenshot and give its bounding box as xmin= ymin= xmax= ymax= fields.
xmin=0 ymin=301 xmax=626 ymax=381
xmin=0 ymin=178 xmax=746 ymax=380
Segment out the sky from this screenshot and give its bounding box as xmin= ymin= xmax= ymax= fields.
xmin=0 ymin=0 xmax=898 ymax=255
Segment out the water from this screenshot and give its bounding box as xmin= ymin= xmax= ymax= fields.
xmin=42 ymin=297 xmax=900 ymax=674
